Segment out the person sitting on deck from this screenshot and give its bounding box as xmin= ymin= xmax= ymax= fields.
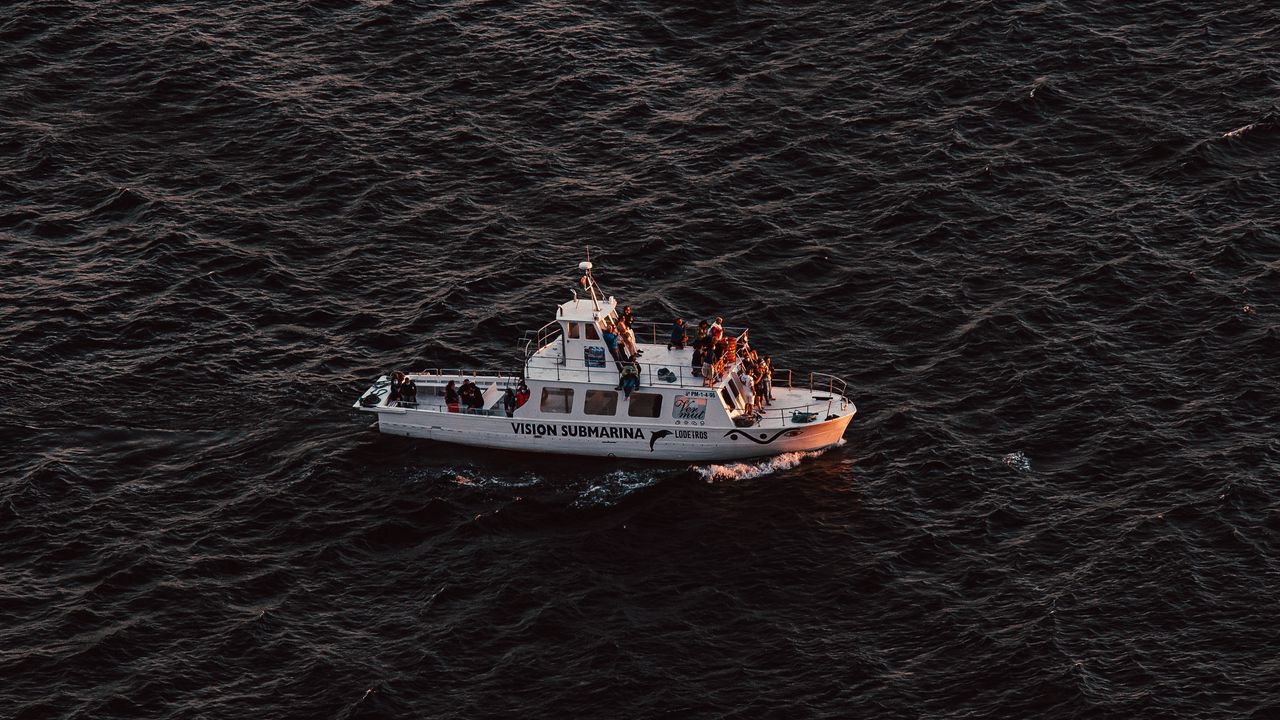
xmin=617 ymin=363 xmax=641 ymax=398
xmin=668 ymin=318 xmax=687 ymax=350
xmin=460 ymin=379 xmax=484 ymax=411
xmin=503 ymin=388 xmax=517 ymax=417
xmin=515 ymin=380 xmax=531 ymax=408
xmin=445 ymin=380 xmax=460 ymax=412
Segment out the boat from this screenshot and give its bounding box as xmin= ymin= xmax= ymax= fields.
xmin=352 ymin=261 xmax=856 ymax=461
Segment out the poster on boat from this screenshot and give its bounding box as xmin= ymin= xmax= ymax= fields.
xmin=584 ymin=346 xmax=606 ymax=368
xmin=673 ymin=395 xmax=707 ymax=422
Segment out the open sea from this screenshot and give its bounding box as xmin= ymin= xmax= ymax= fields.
xmin=3 ymin=1 xmax=1279 ymax=717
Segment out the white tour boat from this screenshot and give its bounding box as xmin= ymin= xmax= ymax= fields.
xmin=353 ymin=262 xmax=856 ymax=461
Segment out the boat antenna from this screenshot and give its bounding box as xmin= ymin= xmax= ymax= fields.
xmin=579 ymin=247 xmax=601 ymax=312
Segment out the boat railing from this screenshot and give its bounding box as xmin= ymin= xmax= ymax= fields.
xmin=519 ymin=321 xmax=562 ymax=360
xmin=807 ymin=371 xmax=848 ymax=398
xmin=525 ymin=354 xmax=739 ymax=390
xmin=733 ymin=372 xmax=853 ymax=427
xmin=748 ymin=397 xmax=845 ymax=426
xmin=628 ymin=321 xmax=749 ymax=346
xmin=404 ymin=368 xmax=525 ymax=383
xmin=389 ymin=399 xmax=511 ymax=417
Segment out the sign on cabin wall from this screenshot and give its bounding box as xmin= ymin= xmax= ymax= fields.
xmin=673 ymin=395 xmax=707 ymax=423
xmin=584 ymin=346 xmax=606 ymax=368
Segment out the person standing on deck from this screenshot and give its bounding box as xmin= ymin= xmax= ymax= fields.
xmin=668 ymin=318 xmax=687 ymax=350
xmin=602 ymin=320 xmax=623 ymax=368
xmin=620 ymin=321 xmax=639 ymax=359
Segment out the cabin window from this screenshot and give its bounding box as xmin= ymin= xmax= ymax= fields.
xmin=627 ymin=393 xmax=663 ymax=418
xmin=567 ymin=322 xmax=580 ymax=339
xmin=584 ymin=323 xmax=600 ymax=340
xmin=724 ymin=379 xmax=743 ymax=408
xmin=719 ymin=386 xmax=736 ymax=410
xmin=584 ymin=390 xmax=618 ymax=416
xmin=540 ymin=387 xmax=574 ymax=414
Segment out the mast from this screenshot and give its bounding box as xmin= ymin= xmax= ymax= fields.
xmin=579 ymin=248 xmax=601 ymax=312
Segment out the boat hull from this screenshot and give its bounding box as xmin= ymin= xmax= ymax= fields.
xmin=368 ymin=406 xmax=854 ymax=461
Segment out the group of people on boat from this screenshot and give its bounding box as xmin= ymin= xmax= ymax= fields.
xmin=601 ymin=305 xmax=641 ymax=368
xmin=441 ymin=378 xmax=484 ymax=413
xmin=502 ymin=381 xmax=530 ymax=417
xmin=735 ymin=345 xmax=776 ymax=419
xmin=388 ymin=371 xmax=417 ymax=405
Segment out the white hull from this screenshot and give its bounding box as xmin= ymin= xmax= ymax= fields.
xmin=368 ymin=403 xmax=854 ymax=461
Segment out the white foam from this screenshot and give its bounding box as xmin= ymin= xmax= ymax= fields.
xmin=572 ymin=469 xmax=660 ymax=508
xmin=1003 ymin=451 xmax=1032 ymax=472
xmin=694 ymin=442 xmax=841 ymax=482
xmin=1223 ymin=123 xmax=1258 ymax=139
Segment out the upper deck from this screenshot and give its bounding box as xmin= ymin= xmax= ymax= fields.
xmin=521 ymin=318 xmax=749 ymax=390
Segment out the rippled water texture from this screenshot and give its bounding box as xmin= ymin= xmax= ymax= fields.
xmin=2 ymin=0 xmax=1279 ymax=717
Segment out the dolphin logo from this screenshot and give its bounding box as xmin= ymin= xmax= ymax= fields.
xmin=649 ymin=430 xmax=673 ymax=452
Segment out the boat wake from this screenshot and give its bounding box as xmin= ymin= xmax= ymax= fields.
xmin=571 ymin=469 xmax=663 ymax=508
xmin=693 ymin=440 xmax=845 ymax=482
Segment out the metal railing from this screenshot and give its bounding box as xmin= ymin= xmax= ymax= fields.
xmin=807 ymin=372 xmax=848 ymax=398
xmin=390 ymin=400 xmax=510 ymax=417
xmin=524 ymin=354 xmax=737 ymax=390
xmin=624 ymin=320 xmax=749 ymax=346
xmin=519 ymin=321 xmax=562 ymax=360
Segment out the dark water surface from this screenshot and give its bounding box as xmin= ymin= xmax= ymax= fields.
xmin=3 ymin=1 xmax=1279 ymax=717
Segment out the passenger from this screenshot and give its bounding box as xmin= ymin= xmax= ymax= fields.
xmin=602 ymin=320 xmax=623 ymax=365
xmin=619 ymin=305 xmax=634 ymax=330
xmin=401 ymin=376 xmax=418 ymax=406
xmin=460 ymin=379 xmax=483 ymax=411
xmin=701 ymin=340 xmax=718 ymax=386
xmin=691 ymin=320 xmax=709 ymax=376
xmin=620 ymin=322 xmax=639 ymax=359
xmin=618 ymin=364 xmax=640 ymax=398
xmin=503 ymin=388 xmax=517 ymax=417
xmin=740 ymin=372 xmax=756 ymax=416
xmin=667 ymin=318 xmax=687 ymax=350
xmin=515 ymin=380 xmax=531 ymax=408
xmin=763 ymin=355 xmax=775 ymax=401
xmin=445 ymin=380 xmax=460 ymax=413
xmin=388 ymin=371 xmax=406 ymax=403
xmin=709 ymin=316 xmax=723 ymax=343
